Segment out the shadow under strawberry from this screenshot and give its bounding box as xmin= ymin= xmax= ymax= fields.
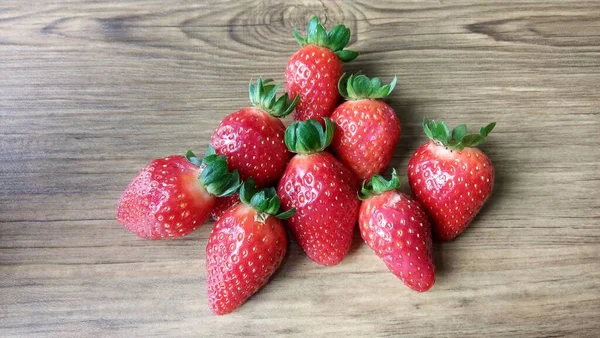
xmin=347 ymin=225 xmax=365 ymax=256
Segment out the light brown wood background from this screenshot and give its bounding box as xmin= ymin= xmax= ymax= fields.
xmin=1 ymin=1 xmax=599 ymax=337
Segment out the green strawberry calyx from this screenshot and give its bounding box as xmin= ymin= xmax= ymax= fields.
xmin=239 ymin=179 xmax=295 ymax=222
xmin=339 ymin=73 xmax=397 ymax=100
xmin=423 ymin=118 xmax=496 ymax=151
xmin=249 ymin=77 xmax=299 ymax=118
xmin=185 ymin=147 xmax=241 ymax=197
xmin=293 ymin=16 xmax=358 ymax=62
xmin=284 ymin=117 xmax=335 ymax=155
xmin=359 ymin=169 xmax=401 ymax=200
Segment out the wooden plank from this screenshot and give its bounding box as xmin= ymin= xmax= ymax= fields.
xmin=1 ymin=1 xmax=599 ymax=337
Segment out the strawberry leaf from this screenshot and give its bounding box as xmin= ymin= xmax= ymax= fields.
xmin=297 ymin=120 xmax=322 ymax=153
xmin=294 ymin=16 xmax=358 ymax=62
xmin=327 ymin=24 xmax=350 ymax=52
xmin=250 ymin=190 xmax=268 ymax=211
xmin=481 ymin=122 xmax=496 ymax=136
xmin=197 ymin=152 xmax=241 ymax=197
xmin=314 ymin=24 xmax=328 ymax=46
xmin=338 ymin=73 xmax=349 ymax=98
xmin=423 ymin=119 xmax=434 ymax=139
xmin=266 ymin=195 xmax=281 ymax=215
xmin=452 ymin=124 xmax=467 ymax=142
xmin=306 ymin=16 xmax=319 ymax=44
xmin=239 ymin=178 xmax=257 ymax=205
xmin=461 ymin=134 xmax=485 ymax=148
xmin=276 ymin=208 xmax=296 ymax=219
xmin=219 ymin=171 xmax=241 ymax=197
xmin=185 ymin=150 xmax=203 ymax=167
xmin=248 ymin=77 xmax=298 ymax=118
xmin=322 ymin=118 xmax=335 ymax=150
xmin=423 ymin=119 xmax=451 ymax=146
xmin=292 ymin=26 xmax=306 ymax=46
xmin=423 ymin=118 xmax=497 ymax=150
xmin=371 ymin=77 xmax=382 ymax=87
xmin=434 ymin=121 xmax=450 ymax=146
xmin=335 ymin=50 xmax=359 ymax=62
xmin=284 ymin=123 xmax=298 ymax=153
xmin=285 ymin=118 xmax=335 ymax=155
xmin=339 ymin=73 xmax=397 ymax=100
xmin=239 ymin=180 xmax=294 ymax=221
xmin=359 ymin=169 xmax=401 ymax=200
xmin=205 ymin=145 xmax=216 ymax=156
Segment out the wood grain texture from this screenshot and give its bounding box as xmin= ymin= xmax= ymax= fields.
xmin=1 ymin=1 xmax=599 ymax=337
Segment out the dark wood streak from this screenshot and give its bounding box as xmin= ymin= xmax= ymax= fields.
xmin=1 ymin=0 xmax=599 ymax=337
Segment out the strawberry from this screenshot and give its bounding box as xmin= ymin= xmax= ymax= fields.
xmin=207 ymin=180 xmax=294 ymax=315
xmin=117 ymin=151 xmax=240 ymax=239
xmin=211 ymin=77 xmax=298 ymax=188
xmin=285 ymin=16 xmax=358 ymax=122
xmin=331 ymin=74 xmax=401 ymax=181
xmin=277 ymin=118 xmax=360 ymax=266
xmin=210 ymin=194 xmax=240 ymax=221
xmin=407 ymin=119 xmax=496 ymax=241
xmin=359 ymin=170 xmax=435 ymax=292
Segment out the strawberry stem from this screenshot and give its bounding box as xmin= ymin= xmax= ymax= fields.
xmin=423 ymin=118 xmax=496 ymax=150
xmin=284 ymin=118 xmax=335 ymax=155
xmin=293 ymin=16 xmax=358 ymax=62
xmin=239 ymin=179 xmax=295 ymax=220
xmin=359 ymin=169 xmax=401 ymax=200
xmin=185 ymin=149 xmax=241 ymax=197
xmin=249 ymin=77 xmax=299 ymax=118
xmin=339 ymin=73 xmax=397 ymax=100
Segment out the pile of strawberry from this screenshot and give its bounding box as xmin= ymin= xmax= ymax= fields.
xmin=117 ymin=17 xmax=496 ymax=315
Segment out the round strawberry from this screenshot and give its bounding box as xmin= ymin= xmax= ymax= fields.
xmin=117 ymin=151 xmax=240 ymax=239
xmin=407 ymin=119 xmax=496 ymax=241
xmin=285 ymin=16 xmax=358 ymax=122
xmin=211 ymin=77 xmax=298 ymax=188
xmin=207 ymin=180 xmax=294 ymax=315
xmin=331 ymin=74 xmax=401 ymax=181
xmin=277 ymin=118 xmax=360 ymax=266
xmin=359 ymin=169 xmax=435 ymax=292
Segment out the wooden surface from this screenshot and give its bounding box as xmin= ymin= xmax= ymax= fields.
xmin=1 ymin=1 xmax=599 ymax=337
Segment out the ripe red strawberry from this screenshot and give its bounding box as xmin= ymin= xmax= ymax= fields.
xmin=117 ymin=151 xmax=240 ymax=239
xmin=207 ymin=180 xmax=294 ymax=315
xmin=210 ymin=194 xmax=240 ymax=221
xmin=331 ymin=74 xmax=401 ymax=181
xmin=359 ymin=170 xmax=435 ymax=292
xmin=407 ymin=119 xmax=496 ymax=241
xmin=277 ymin=118 xmax=360 ymax=266
xmin=211 ymin=77 xmax=298 ymax=188
xmin=285 ymin=16 xmax=358 ymax=122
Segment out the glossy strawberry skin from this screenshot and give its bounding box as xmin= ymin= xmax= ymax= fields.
xmin=331 ymin=99 xmax=401 ymax=181
xmin=277 ymin=152 xmax=359 ymax=266
xmin=211 ymin=194 xmax=240 ymax=221
xmin=359 ymin=191 xmax=435 ymax=292
xmin=407 ymin=141 xmax=495 ymax=241
xmin=211 ymin=107 xmax=290 ymax=188
xmin=285 ymin=45 xmax=343 ymax=122
xmin=117 ymin=156 xmax=213 ymax=239
xmin=206 ymin=204 xmax=287 ymax=315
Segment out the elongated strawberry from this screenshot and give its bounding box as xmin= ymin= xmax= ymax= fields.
xmin=359 ymin=170 xmax=435 ymax=292
xmin=407 ymin=119 xmax=496 ymax=241
xmin=285 ymin=16 xmax=358 ymax=122
xmin=211 ymin=78 xmax=298 ymax=188
xmin=117 ymin=151 xmax=240 ymax=239
xmin=277 ymin=118 xmax=360 ymax=266
xmin=331 ymin=74 xmax=401 ymax=181
xmin=207 ymin=180 xmax=294 ymax=315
